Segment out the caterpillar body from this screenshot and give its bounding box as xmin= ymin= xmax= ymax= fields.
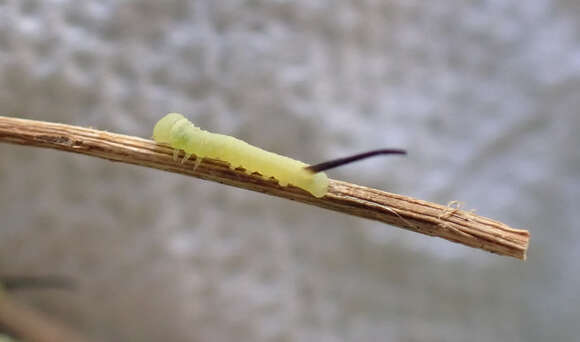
xmin=153 ymin=113 xmax=330 ymax=197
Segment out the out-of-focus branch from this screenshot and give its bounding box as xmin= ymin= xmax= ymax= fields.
xmin=0 ymin=116 xmax=530 ymax=259
xmin=0 ymin=285 xmax=90 ymax=342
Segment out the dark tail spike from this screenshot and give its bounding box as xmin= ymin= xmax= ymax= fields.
xmin=305 ymin=149 xmax=407 ymax=173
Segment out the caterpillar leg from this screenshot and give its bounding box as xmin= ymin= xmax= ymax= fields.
xmin=193 ymin=157 xmax=202 ymax=171
xmin=172 ymin=149 xmax=180 ymax=161
xmin=181 ymin=153 xmax=192 ymax=164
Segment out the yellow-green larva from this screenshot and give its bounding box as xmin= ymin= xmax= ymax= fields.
xmin=153 ymin=113 xmax=330 ymax=197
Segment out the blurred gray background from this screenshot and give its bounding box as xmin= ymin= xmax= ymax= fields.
xmin=0 ymin=1 xmax=578 ymax=341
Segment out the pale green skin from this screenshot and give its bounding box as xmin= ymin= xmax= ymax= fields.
xmin=153 ymin=113 xmax=329 ymax=197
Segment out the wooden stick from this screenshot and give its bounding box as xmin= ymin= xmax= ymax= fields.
xmin=0 ymin=116 xmax=530 ymax=259
xmin=0 ymin=286 xmax=91 ymax=342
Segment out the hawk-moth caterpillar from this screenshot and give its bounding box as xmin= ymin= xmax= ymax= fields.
xmin=153 ymin=113 xmax=406 ymax=197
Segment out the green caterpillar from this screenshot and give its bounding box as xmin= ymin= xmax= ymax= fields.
xmin=153 ymin=113 xmax=406 ymax=197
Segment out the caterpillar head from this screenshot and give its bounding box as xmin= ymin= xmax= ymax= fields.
xmin=152 ymin=113 xmax=185 ymax=144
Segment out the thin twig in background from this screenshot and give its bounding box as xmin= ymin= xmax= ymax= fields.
xmin=0 ymin=116 xmax=530 ymax=259
xmin=0 ymin=284 xmax=90 ymax=342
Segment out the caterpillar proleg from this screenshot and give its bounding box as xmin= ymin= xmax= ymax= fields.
xmin=153 ymin=113 xmax=406 ymax=197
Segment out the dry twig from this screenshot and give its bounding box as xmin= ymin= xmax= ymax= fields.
xmin=0 ymin=286 xmax=90 ymax=342
xmin=0 ymin=116 xmax=530 ymax=259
